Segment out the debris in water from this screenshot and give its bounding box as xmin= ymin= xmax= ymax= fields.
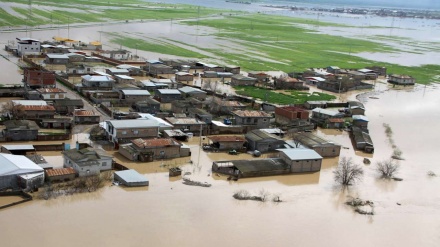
xmin=182 ymin=177 xmax=211 ymax=187
xmin=392 ymin=177 xmax=403 ymax=181
xmin=363 ymin=158 xmax=371 ymax=164
xmin=346 ymin=196 xmax=375 ymax=215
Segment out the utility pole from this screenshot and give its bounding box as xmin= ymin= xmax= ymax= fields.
xmin=28 ymin=0 xmax=32 ymax=38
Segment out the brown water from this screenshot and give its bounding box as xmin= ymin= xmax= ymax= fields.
xmin=0 ymin=196 xmax=23 ymax=207
xmin=1 ymin=18 xmax=440 ymax=247
xmin=1 ymin=83 xmax=440 ymax=246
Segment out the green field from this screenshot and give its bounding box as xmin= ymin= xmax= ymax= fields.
xmin=234 ymin=86 xmax=336 ymax=104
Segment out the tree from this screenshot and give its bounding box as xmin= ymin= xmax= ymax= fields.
xmin=333 ymin=157 xmax=364 ymax=185
xmin=376 ymin=159 xmax=400 ymax=178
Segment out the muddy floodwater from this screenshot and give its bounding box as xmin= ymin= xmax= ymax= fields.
xmin=0 ymin=82 xmax=439 ymax=247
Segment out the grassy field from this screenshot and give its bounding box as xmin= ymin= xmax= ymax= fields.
xmin=234 ymin=86 xmax=336 ymax=104
xmin=0 ymin=0 xmax=225 ymax=27
xmin=183 ymin=14 xmax=440 ymax=84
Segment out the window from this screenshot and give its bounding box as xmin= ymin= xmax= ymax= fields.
xmin=263 ymin=118 xmax=267 ymax=122
xmin=133 ymin=130 xmax=139 ymax=134
xmin=122 ymin=131 xmax=127 ymax=135
xmin=102 ymin=162 xmax=107 ymax=166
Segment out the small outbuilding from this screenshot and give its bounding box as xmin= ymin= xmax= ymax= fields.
xmin=114 ymin=169 xmax=149 ymax=187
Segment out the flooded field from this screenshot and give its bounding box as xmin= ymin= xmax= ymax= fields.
xmin=0 ymin=196 xmax=23 ymax=207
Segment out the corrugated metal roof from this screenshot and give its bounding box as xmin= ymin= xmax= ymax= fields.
xmin=81 ymin=75 xmax=115 ymax=82
xmin=277 ymin=148 xmax=323 ymax=160
xmin=165 ymin=117 xmax=205 ymax=125
xmin=74 ymin=110 xmax=97 ymax=116
xmin=12 ymin=100 xmax=47 ymax=106
xmin=46 ymin=54 xmax=69 ymax=59
xmin=36 ymin=88 xmax=66 ymax=93
xmin=108 ymin=68 xmax=129 ymax=73
xmin=232 ymin=158 xmax=289 ymax=173
xmin=2 ymin=145 xmax=35 ymax=151
xmin=311 ymin=108 xmax=341 ymax=117
xmin=115 ymin=75 xmax=134 ymax=80
xmin=46 ymin=167 xmax=76 ymax=177
xmin=352 ymin=115 xmax=369 ymax=122
xmin=106 ymin=119 xmax=160 ymax=129
xmin=178 ymin=86 xmax=206 ymax=94
xmin=0 ymin=153 xmax=43 ymax=176
xmin=16 ymin=105 xmax=56 ymax=111
xmin=122 ymin=90 xmax=150 ymax=96
xmin=114 ymin=169 xmax=148 ymax=185
xmin=157 ymin=89 xmax=181 ymax=95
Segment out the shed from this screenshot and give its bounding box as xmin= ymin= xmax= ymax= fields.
xmin=45 ymin=167 xmax=76 ymax=182
xmin=114 ymin=169 xmax=149 ymax=187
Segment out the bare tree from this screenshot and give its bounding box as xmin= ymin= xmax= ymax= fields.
xmin=333 ymin=157 xmax=364 ymax=185
xmin=376 ymin=159 xmax=400 ymax=178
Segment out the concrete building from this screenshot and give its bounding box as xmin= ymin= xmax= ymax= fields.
xmin=36 ymin=88 xmax=66 ymax=100
xmin=119 ymin=138 xmax=187 ymax=161
xmin=45 ymin=54 xmax=69 ymax=64
xmin=245 ymin=129 xmax=286 ymax=152
xmin=114 ymin=75 xmax=136 ymax=84
xmin=73 ymin=110 xmax=100 ymax=124
xmin=62 ymin=147 xmax=113 ymax=177
xmin=23 ymin=68 xmax=56 ymax=89
xmin=175 ymin=72 xmax=194 ymax=83
xmin=388 ymin=74 xmax=416 ymax=85
xmin=12 ymin=104 xmax=56 ymax=120
xmin=178 ymin=86 xmax=207 ymax=100
xmin=104 ymin=119 xmax=160 ymax=146
xmin=53 ymin=99 xmax=84 ymax=114
xmin=132 ymin=98 xmax=161 ymax=114
xmin=352 ymin=115 xmax=369 ymax=129
xmin=81 ymin=75 xmax=115 ymax=88
xmin=231 ymin=74 xmax=257 ymax=86
xmin=275 ymin=106 xmax=309 ymax=124
xmin=2 ymin=120 xmax=39 ymax=142
xmin=351 ymin=127 xmax=374 ymax=153
xmin=292 ymin=132 xmax=341 ymax=157
xmin=106 ymin=68 xmax=130 ymax=76
xmin=277 ymin=148 xmax=323 ymax=173
xmin=247 ymin=71 xmax=269 ymax=82
xmin=119 ymin=90 xmax=151 ymax=104
xmin=0 ymin=153 xmax=44 ymax=189
xmin=16 ymin=37 xmax=40 ymax=56
xmin=207 ymin=136 xmax=246 ymax=151
xmin=154 ymin=89 xmax=182 ymax=103
xmin=347 ymin=101 xmax=365 ymax=116
xmin=165 ymin=117 xmax=207 ymax=136
xmin=210 ymin=97 xmax=246 ymax=114
xmin=231 ymin=110 xmax=272 ymax=128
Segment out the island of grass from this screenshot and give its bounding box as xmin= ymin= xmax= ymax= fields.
xmin=234 ymin=86 xmax=336 ymax=105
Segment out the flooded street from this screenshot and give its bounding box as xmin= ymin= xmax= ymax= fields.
xmin=0 ymin=7 xmax=439 ymax=247
xmin=0 ymin=84 xmax=439 ymax=246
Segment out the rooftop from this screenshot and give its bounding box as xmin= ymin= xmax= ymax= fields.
xmin=278 ymin=148 xmax=323 ymax=160
xmin=232 ymin=110 xmax=271 ymax=118
xmin=294 ymin=132 xmax=340 ymax=147
xmin=115 ymin=75 xmax=135 ymax=80
xmin=208 ymin=135 xmax=246 ymax=142
xmin=62 ymin=147 xmax=111 ymax=166
xmin=178 ymin=86 xmax=206 ymax=94
xmin=114 ymin=169 xmax=148 ymax=187
xmin=165 ymin=117 xmax=205 ymax=125
xmin=15 ymin=105 xmax=56 ymax=111
xmin=122 ymin=90 xmax=151 ymax=96
xmin=156 ymin=89 xmax=181 ymax=95
xmin=0 ymin=153 xmax=43 ymax=176
xmin=74 ymin=110 xmax=98 ymax=116
xmin=36 ymin=88 xmax=66 ymax=93
xmin=131 ymin=138 xmax=179 ymax=148
xmin=82 ymin=75 xmax=115 ymax=82
xmin=106 ymin=119 xmax=160 ymax=129
xmin=45 ymin=167 xmax=76 ymax=177
xmin=230 ymin=158 xmax=289 ymax=174
xmin=12 ymin=100 xmax=47 ymax=106
xmin=245 ymin=129 xmax=284 ymax=142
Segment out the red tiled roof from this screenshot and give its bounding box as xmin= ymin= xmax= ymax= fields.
xmin=208 ymin=136 xmax=246 ymax=142
xmin=132 ymin=138 xmax=178 ymax=148
xmin=277 ymin=106 xmax=307 ymax=112
xmin=46 ymin=167 xmax=76 ymax=177
xmin=15 ymin=105 xmax=55 ymax=111
xmin=74 ymin=110 xmax=98 ymax=116
xmin=36 ymin=88 xmax=66 ymax=93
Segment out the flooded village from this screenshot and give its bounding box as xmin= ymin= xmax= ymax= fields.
xmin=0 ymin=1 xmax=440 ymax=247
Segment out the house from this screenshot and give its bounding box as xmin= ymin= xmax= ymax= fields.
xmin=114 ymin=75 xmax=135 ymax=84
xmin=115 ymin=64 xmax=142 ymax=75
xmin=45 ymin=167 xmax=76 ymax=182
xmin=304 ymin=101 xmax=328 ymax=109
xmin=245 ymin=129 xmax=286 ymax=152
xmin=310 ymin=108 xmax=345 ymax=128
xmin=351 ymin=127 xmax=374 ymax=153
xmin=66 ymin=64 xmax=93 ymax=75
xmin=163 ymin=129 xmax=189 ymax=142
xmin=224 ymin=65 xmax=240 ymax=74
xmin=154 ymin=89 xmax=182 ymax=103
xmin=2 ymin=120 xmax=39 ymax=141
xmin=23 ymin=68 xmax=56 ymax=89
xmin=188 ymin=108 xmax=212 ymax=124
xmin=207 ymin=135 xmax=246 ymax=151
xmin=62 ymin=147 xmax=113 ymax=177
xmin=347 ymin=101 xmax=365 ymax=115
xmin=202 ymin=63 xmax=223 ymax=72
xmin=210 ymin=97 xmax=246 ymax=114
xmin=119 ymin=138 xmax=187 ymax=161
xmin=53 ymin=99 xmax=84 ymax=114
xmin=231 ymin=74 xmax=257 ymax=86
xmin=145 ymin=59 xmax=163 ymax=72
xmin=304 ymin=77 xmax=326 ymax=86
xmin=274 ymin=77 xmax=305 ymax=90
xmin=81 ymin=75 xmax=115 ymax=88
xmin=16 ymin=37 xmax=40 ymax=56
xmin=114 ymin=170 xmax=149 ymax=187
xmin=66 ymin=53 xmax=86 ymax=62
xmin=101 ymin=50 xmax=131 ymax=60
xmin=36 ymin=88 xmax=66 ymax=100
xmin=248 ymin=71 xmax=269 ymax=83
xmin=119 ymin=90 xmax=151 ymax=103
xmin=352 ymin=115 xmax=369 ymax=129
xmin=74 ymin=110 xmax=100 ymax=124
xmin=292 ymin=132 xmax=341 ymax=157
xmin=12 ymin=105 xmax=56 ymax=120
xmin=388 ymin=74 xmax=416 ymax=85
xmin=104 ymin=119 xmax=160 ymax=146
xmin=132 ymin=98 xmax=161 ymax=114
xmin=175 ymin=72 xmax=194 ymax=83
xmin=149 ymin=64 xmax=175 ymax=78
xmin=231 ymin=110 xmax=272 ymax=128
xmin=325 ymin=118 xmax=345 ymax=129
xmin=275 ymin=106 xmax=309 ymax=125
xmin=150 ymin=78 xmax=177 ymax=89
xmin=347 ymin=70 xmax=366 ymax=80
xmin=130 ymin=113 xmax=174 ymax=131
xmin=365 ymin=66 xmax=387 ymax=76
xmin=165 ymin=117 xmax=207 ymax=136
xmin=0 ymin=153 xmax=44 ymax=190
xmin=140 ymin=80 xmax=157 ymax=91
xmin=277 ymin=148 xmax=323 ymax=173
xmin=326 ymin=66 xmax=341 ymax=74
xmin=45 ymin=54 xmax=69 ymax=64
xmin=171 ymin=98 xmax=203 ymax=114
xmin=357 ymin=69 xmax=378 ymax=80
xmin=106 ymin=68 xmax=130 ymax=76
xmin=178 ymin=86 xmax=207 ymax=100
xmin=39 ymin=118 xmax=72 ymax=129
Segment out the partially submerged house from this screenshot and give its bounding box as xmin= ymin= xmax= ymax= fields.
xmin=119 ymin=138 xmax=188 ymax=161
xmin=132 ymin=98 xmax=161 ymax=114
xmin=212 ymin=148 xmax=322 ymax=178
xmin=352 ymin=115 xmax=369 ymax=129
xmin=104 ymin=119 xmax=160 ymax=146
xmin=231 ymin=110 xmax=272 ymax=129
xmin=310 ymin=108 xmax=345 ymax=128
xmin=206 ymin=135 xmax=246 ymax=151
xmin=351 ymin=127 xmax=374 ymax=153
xmin=62 ymin=147 xmax=113 ymax=176
xmin=53 ymin=99 xmax=84 ymax=114
xmin=388 ymin=74 xmax=416 ymax=85
xmin=73 ymin=110 xmax=100 ymax=124
xmin=175 ymin=72 xmax=194 ymax=83
xmin=23 ymin=68 xmax=56 ymax=89
xmin=2 ymin=120 xmax=39 ymax=141
xmin=119 ymin=89 xmax=151 ymax=104
xmin=36 ymin=88 xmax=66 ymax=100
xmin=114 ymin=170 xmax=149 ymax=187
xmin=247 ymin=71 xmax=269 ymax=82
xmin=292 ymin=132 xmax=341 ymax=157
xmin=231 ymin=74 xmax=257 ymax=86
xmin=178 ymin=86 xmax=207 ymax=100
xmin=347 ymin=101 xmax=365 ymax=116
xmin=45 ymin=54 xmax=69 ymax=64
xmin=12 ymin=104 xmax=56 ymax=120
xmin=154 ymin=89 xmax=182 ymax=103
xmin=275 ymin=106 xmax=309 ymax=125
xmin=16 ymin=37 xmax=41 ymax=56
xmin=45 ymin=167 xmax=76 ymax=182
xmin=165 ymin=117 xmax=207 ymax=136
xmin=0 ymin=153 xmax=44 ymax=190
xmin=245 ymin=129 xmax=286 ymax=153
xmin=81 ymin=75 xmax=115 ymax=88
